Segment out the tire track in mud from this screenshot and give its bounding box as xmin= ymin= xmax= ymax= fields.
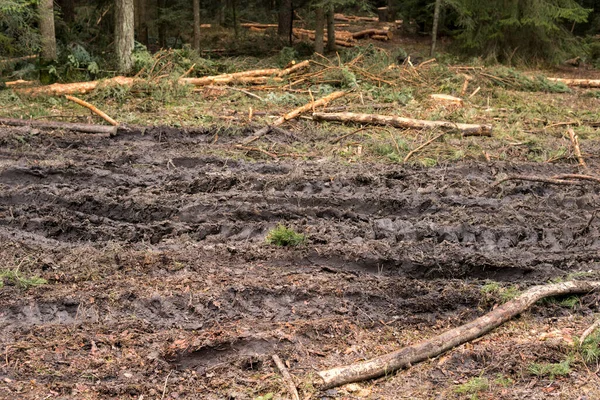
xmin=1 ymin=131 xmax=600 ymax=279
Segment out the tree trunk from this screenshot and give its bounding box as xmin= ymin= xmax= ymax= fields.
xmin=57 ymin=0 xmax=75 ymax=24
xmin=39 ymin=0 xmax=57 ymax=62
xmin=193 ymin=0 xmax=201 ymax=51
xmin=326 ymin=5 xmax=336 ymax=52
xmin=115 ymin=0 xmax=135 ymax=73
xmin=430 ymin=0 xmax=442 ymax=56
xmin=231 ymin=0 xmax=239 ymax=38
xmin=278 ymin=0 xmax=293 ymax=44
xmin=138 ymin=0 xmax=149 ymax=46
xmin=157 ymin=0 xmax=167 ymax=48
xmin=314 ymin=7 xmax=325 ymax=55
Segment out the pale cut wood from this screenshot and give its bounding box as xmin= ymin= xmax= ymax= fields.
xmin=19 ymin=61 xmax=308 ymax=96
xmin=0 ymin=117 xmax=118 ymax=134
xmin=317 ymin=281 xmax=600 ymax=389
xmin=5 ymin=79 xmax=36 ymax=87
xmin=243 ymin=90 xmax=347 ymax=144
xmin=312 ymin=112 xmax=492 ymax=136
xmin=21 ymin=76 xmax=136 ymax=96
xmin=371 ymin=34 xmax=390 ymax=41
xmin=65 ymin=95 xmax=119 ymax=126
xmin=430 ymin=94 xmax=464 ymax=107
xmin=547 ymin=77 xmax=600 ymax=88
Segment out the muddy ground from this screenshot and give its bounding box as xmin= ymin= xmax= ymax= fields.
xmin=1 ymin=125 xmax=600 ymax=399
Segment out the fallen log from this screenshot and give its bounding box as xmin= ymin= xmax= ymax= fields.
xmin=65 ymin=95 xmax=119 ymax=126
xmin=316 ymin=280 xmax=600 ymax=389
xmin=20 ymin=76 xmax=136 ymax=96
xmin=547 ymin=77 xmax=600 ymax=88
xmin=430 ymin=94 xmax=464 ymax=107
xmin=371 ymin=34 xmax=390 ymax=41
xmin=241 ymin=23 xmax=278 ymax=28
xmin=0 ymin=117 xmax=118 ymax=134
xmin=243 ymin=90 xmax=348 ymax=144
xmin=352 ymin=29 xmax=391 ymax=40
xmin=312 ymin=112 xmax=492 ymax=136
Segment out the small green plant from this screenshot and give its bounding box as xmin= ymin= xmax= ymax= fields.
xmin=0 ymin=269 xmax=47 ymax=289
xmin=266 ymin=224 xmax=305 ymax=247
xmin=559 ymin=296 xmax=580 ymax=308
xmin=528 ymin=359 xmax=571 ymax=379
xmin=494 ymin=374 xmax=513 ymax=387
xmin=579 ymin=329 xmax=600 ymax=364
xmin=254 ymin=393 xmax=273 ymax=400
xmin=454 ymin=377 xmax=489 ymax=395
xmin=500 ymin=286 xmax=520 ymax=302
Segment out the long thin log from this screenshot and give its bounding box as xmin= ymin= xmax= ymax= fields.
xmin=547 ymin=77 xmax=600 ymax=88
xmin=20 ymin=76 xmax=136 ymax=96
xmin=272 ymin=355 xmax=300 ymax=400
xmin=312 ymin=112 xmax=492 ymax=136
xmin=317 ymin=280 xmax=600 ymax=389
xmin=243 ymin=91 xmax=348 ymax=144
xmin=0 ymin=117 xmax=118 ymax=134
xmin=352 ymin=29 xmax=391 ymax=40
xmin=5 ymin=79 xmax=36 ymax=87
xmin=65 ymin=95 xmax=119 ymax=126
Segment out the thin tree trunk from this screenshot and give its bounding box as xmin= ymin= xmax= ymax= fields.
xmin=314 ymin=7 xmax=325 ymax=55
xmin=193 ymin=0 xmax=201 ymax=51
xmin=157 ymin=0 xmax=167 ymax=48
xmin=430 ymin=0 xmax=442 ymax=57
xmin=39 ymin=0 xmax=57 ymax=62
xmin=278 ymin=0 xmax=293 ymax=44
xmin=138 ymin=0 xmax=149 ymax=46
xmin=326 ymin=5 xmax=336 ymax=52
xmin=57 ymin=0 xmax=75 ymax=24
xmin=231 ymin=0 xmax=239 ymax=38
xmin=115 ymin=0 xmax=135 ymax=73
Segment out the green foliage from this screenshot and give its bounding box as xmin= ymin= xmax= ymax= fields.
xmin=454 ymin=377 xmax=489 ymax=394
xmin=445 ymin=0 xmax=591 ymax=63
xmin=579 ymin=329 xmax=600 ymax=364
xmin=0 ymin=0 xmax=39 ymax=56
xmin=277 ymin=47 xmax=299 ymax=67
xmin=494 ymin=374 xmax=514 ymax=387
xmin=0 ymin=269 xmax=47 ymax=289
xmin=480 ymin=282 xmax=520 ymax=303
xmin=266 ymin=224 xmax=305 ymax=247
xmin=254 ymin=393 xmax=273 ymax=400
xmin=483 ymin=67 xmax=571 ymax=93
xmin=528 ymin=359 xmax=571 ymax=379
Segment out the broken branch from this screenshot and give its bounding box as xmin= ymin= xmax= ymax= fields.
xmin=65 ymin=95 xmax=119 ymax=126
xmin=316 ymin=280 xmax=600 ymax=389
xmin=566 ymin=128 xmax=588 ymax=171
xmin=272 ymin=355 xmax=300 ymax=400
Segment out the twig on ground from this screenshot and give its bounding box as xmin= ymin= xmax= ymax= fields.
xmin=204 ymin=85 xmax=265 ymax=101
xmin=272 ymin=354 xmax=300 ymax=400
xmin=552 ymin=174 xmax=600 ymax=184
xmin=180 ymin=63 xmax=196 ymax=79
xmin=404 ymin=131 xmax=445 ymax=162
xmin=235 ymin=144 xmax=279 ymax=159
xmin=580 ymin=318 xmax=600 ymax=345
xmin=567 ymin=128 xmax=588 ymax=170
xmin=330 ymin=127 xmax=370 ymax=144
xmin=160 ymin=370 xmax=173 ymax=400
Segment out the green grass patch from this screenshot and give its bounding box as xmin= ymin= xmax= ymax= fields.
xmin=454 ymin=377 xmax=489 ymax=395
xmin=265 ymin=224 xmax=305 ymax=247
xmin=528 ymin=359 xmax=571 ymax=379
xmin=480 ymin=282 xmax=520 ymax=303
xmin=0 ymin=269 xmax=47 ymax=290
xmin=579 ymin=328 xmax=600 ymax=364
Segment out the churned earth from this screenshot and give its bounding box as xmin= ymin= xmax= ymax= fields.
xmin=0 ymin=125 xmax=599 ymax=399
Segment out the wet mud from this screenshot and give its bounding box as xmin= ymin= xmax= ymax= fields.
xmin=1 ymin=126 xmax=599 ymax=399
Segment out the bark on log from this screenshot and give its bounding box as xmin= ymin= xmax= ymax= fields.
xmin=312 ymin=112 xmax=492 ymax=136
xmin=547 ymin=78 xmax=600 ymax=88
xmin=352 ymin=29 xmax=391 ymax=40
xmin=0 ymin=117 xmax=118 ymax=134
xmin=20 ymin=76 xmax=136 ymax=96
xmin=317 ymin=280 xmax=600 ymax=389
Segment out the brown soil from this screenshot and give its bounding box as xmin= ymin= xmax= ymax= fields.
xmin=1 ymin=125 xmax=600 ymax=399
